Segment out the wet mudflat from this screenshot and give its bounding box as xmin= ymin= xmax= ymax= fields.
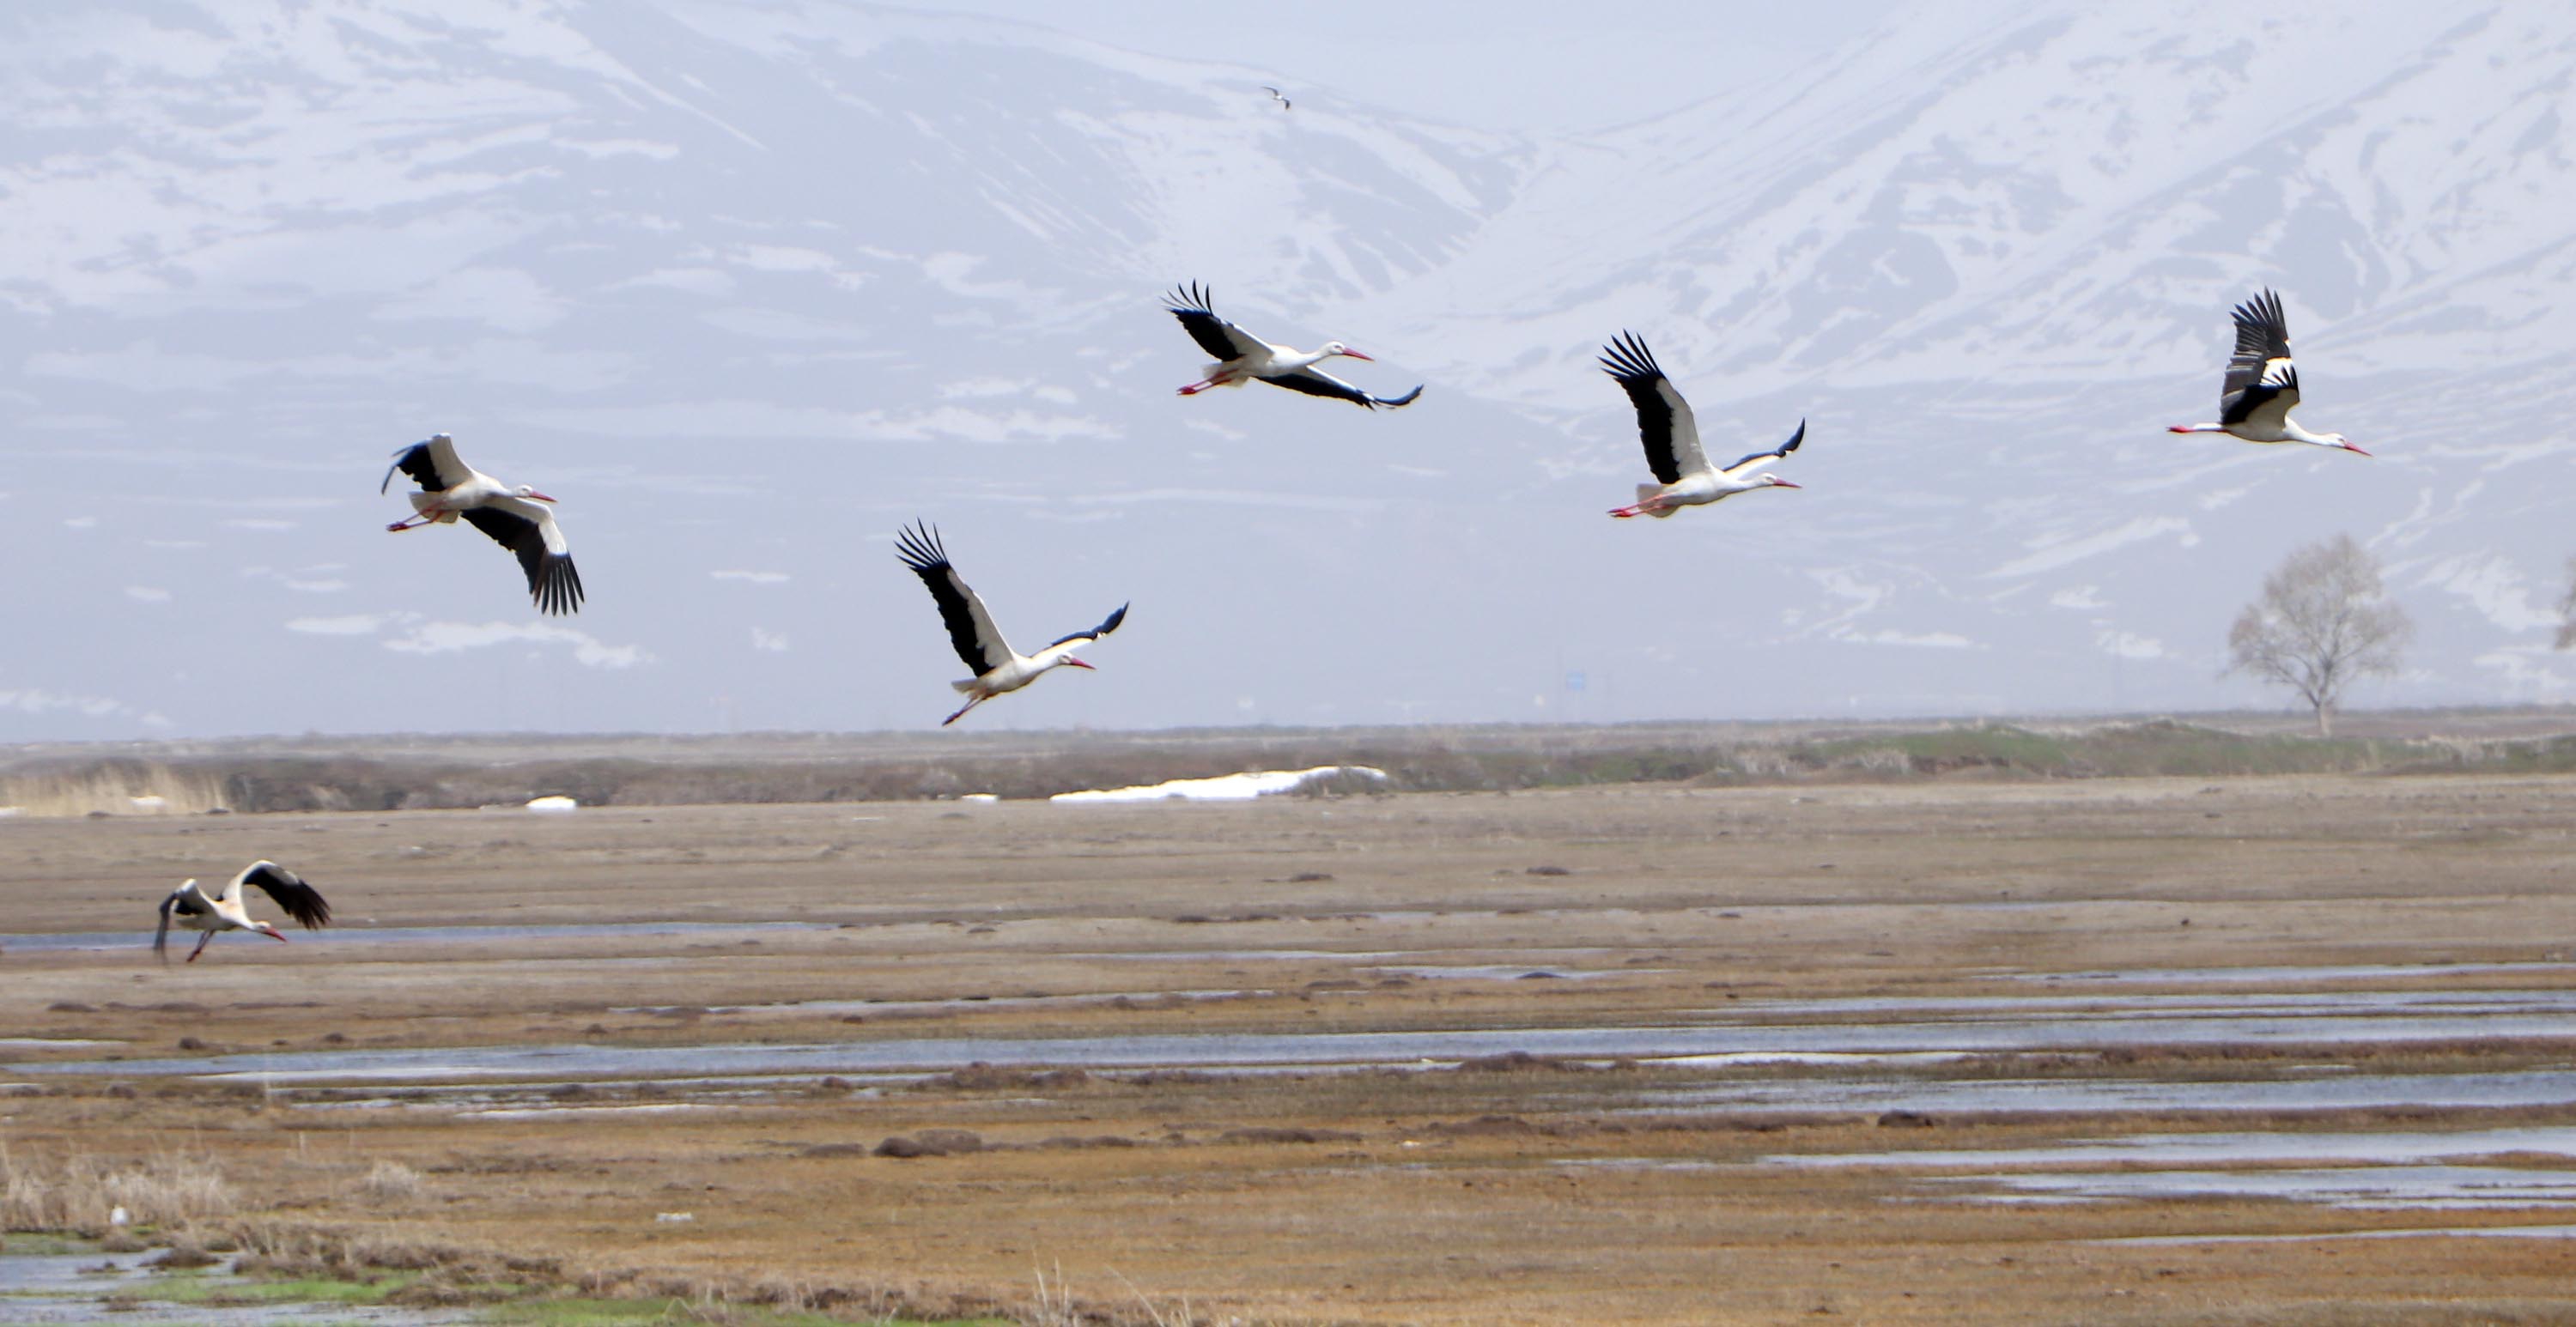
xmin=6 ymin=773 xmax=2576 ymax=1323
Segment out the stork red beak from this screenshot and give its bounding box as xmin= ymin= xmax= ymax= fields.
xmin=2342 ymin=442 xmax=2371 ymax=457
xmin=526 ymin=492 xmax=559 ymax=503
xmin=1771 ymin=481 xmax=1803 ymax=490
xmin=1063 ymin=657 xmax=1096 ymax=670
xmin=1340 ymin=349 xmax=1375 ymax=361
xmin=265 ymin=929 xmax=289 ymax=942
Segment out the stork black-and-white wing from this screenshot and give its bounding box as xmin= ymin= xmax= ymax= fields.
xmin=1043 ymin=603 xmax=1128 ymax=652
xmin=1718 ymin=421 xmax=1807 ymax=478
xmin=1164 ymin=283 xmax=1268 ymax=363
xmin=461 ymin=498 xmax=584 ymax=615
xmin=381 ymin=433 xmax=473 ymax=494
xmin=896 ymin=522 xmax=1012 ymax=677
xmin=1261 ymin=85 xmax=1291 ymax=110
xmin=1257 ymin=367 xmax=1425 ymax=409
xmin=1601 ymin=332 xmax=1705 ymax=483
xmin=2218 ymin=288 xmax=2300 ymax=427
xmin=226 ymin=861 xmax=331 ymax=930
xmin=153 ymin=884 xmax=206 ymax=960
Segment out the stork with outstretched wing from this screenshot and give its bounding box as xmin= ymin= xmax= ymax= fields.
xmin=1163 ymin=283 xmax=1423 ymax=409
xmin=896 ymin=522 xmax=1127 ymax=727
xmin=1599 ymin=332 xmax=1804 ymax=518
xmin=2168 ymin=289 xmax=2366 ymax=456
xmin=381 ymin=433 xmax=586 ymax=614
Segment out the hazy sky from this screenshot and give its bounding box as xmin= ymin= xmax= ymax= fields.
xmin=915 ymin=0 xmax=1913 ymax=131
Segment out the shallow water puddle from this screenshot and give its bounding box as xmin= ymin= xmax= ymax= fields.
xmin=2016 ymin=960 xmax=2576 ymax=985
xmin=1654 ymin=1068 xmax=2576 ymax=1115
xmin=23 ymin=1023 xmax=1976 ymax=1085
xmin=0 ymin=1251 xmax=463 ymax=1324
xmin=1775 ymin=1125 xmax=2576 ymax=1213
xmin=31 ymin=990 xmax=2576 ymax=1088
xmin=2097 ymin=1223 xmax=2576 ymax=1245
xmin=1777 ymin=1125 xmax=2576 ymax=1170
xmin=1722 ymin=989 xmax=2576 ymax=1020
xmin=615 ymin=987 xmax=1269 ymax=1017
xmin=1551 ymin=1157 xmax=1725 ymax=1172
xmin=1941 ymin=1165 xmax=2576 ymax=1209
xmin=1369 ymin=965 xmax=1656 ymax=981
xmin=456 ymin=1101 xmax=718 ymax=1121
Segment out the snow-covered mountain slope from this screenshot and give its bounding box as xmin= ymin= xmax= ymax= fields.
xmin=1 ymin=0 xmax=2572 ymax=740
xmin=1370 ymin=4 xmax=2576 ymax=397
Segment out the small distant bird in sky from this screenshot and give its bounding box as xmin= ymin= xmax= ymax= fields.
xmin=155 ymin=861 xmax=331 ymax=963
xmin=896 ymin=522 xmax=1128 ymax=727
xmin=382 ymin=433 xmax=586 ymax=614
xmin=1599 ymin=332 xmax=1804 ymax=518
xmin=2168 ymin=288 xmax=2367 ymax=455
xmin=1163 ymin=282 xmax=1423 ymax=409
xmin=1261 ymin=85 xmax=1291 ymax=110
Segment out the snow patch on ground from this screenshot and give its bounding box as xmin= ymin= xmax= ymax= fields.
xmin=1052 ymin=766 xmax=1389 ymax=804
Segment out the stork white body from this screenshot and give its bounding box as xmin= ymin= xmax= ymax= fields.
xmin=2169 ymin=288 xmax=2368 ymax=455
xmin=381 ymin=433 xmax=586 ymax=614
xmin=155 ymin=861 xmax=332 ymax=964
xmin=1163 ymin=283 xmax=1423 ymax=409
xmin=896 ymin=523 xmax=1129 ymax=727
xmin=1597 ymin=332 xmax=1804 ymax=518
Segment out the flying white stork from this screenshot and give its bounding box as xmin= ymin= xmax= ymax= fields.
xmin=1600 ymin=332 xmax=1804 ymax=518
xmin=155 ymin=861 xmax=331 ymax=964
xmin=2168 ymin=288 xmax=2368 ymax=456
xmin=896 ymin=522 xmax=1127 ymax=727
xmin=381 ymin=433 xmax=586 ymax=615
xmin=1261 ymin=85 xmax=1291 ymax=110
xmin=1164 ymin=283 xmax=1423 ymax=409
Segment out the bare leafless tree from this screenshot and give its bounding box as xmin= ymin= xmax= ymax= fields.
xmin=2225 ymin=534 xmax=2410 ymax=736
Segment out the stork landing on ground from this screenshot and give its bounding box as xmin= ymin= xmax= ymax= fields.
xmin=155 ymin=861 xmax=331 ymax=964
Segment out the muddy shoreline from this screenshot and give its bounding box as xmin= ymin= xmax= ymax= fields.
xmin=6 ymin=775 xmax=2576 ymax=1323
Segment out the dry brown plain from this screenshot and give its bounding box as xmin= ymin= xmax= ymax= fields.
xmin=8 ymin=773 xmax=2576 ymax=1324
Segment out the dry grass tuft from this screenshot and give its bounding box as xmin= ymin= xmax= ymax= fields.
xmin=1027 ymin=1260 xmax=1084 ymax=1327
xmin=355 ymin=1159 xmax=426 ymax=1203
xmin=0 ymin=1146 xmax=236 ymax=1235
xmin=229 ymin=1216 xmax=504 ymax=1278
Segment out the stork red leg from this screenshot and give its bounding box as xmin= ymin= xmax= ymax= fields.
xmin=186 ymin=931 xmax=212 ymax=963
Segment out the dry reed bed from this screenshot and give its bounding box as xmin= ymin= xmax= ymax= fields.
xmin=0 ymin=1146 xmax=234 ymax=1236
